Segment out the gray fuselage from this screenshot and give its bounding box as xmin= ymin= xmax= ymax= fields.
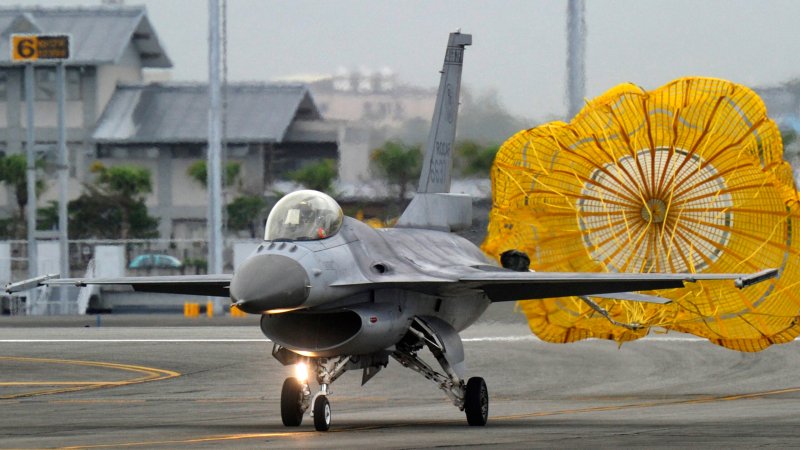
xmin=237 ymin=217 xmax=493 ymax=357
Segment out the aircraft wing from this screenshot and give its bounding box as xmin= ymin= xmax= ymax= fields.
xmin=5 ymin=274 xmax=232 ymax=297
xmin=458 ymin=268 xmax=778 ymax=303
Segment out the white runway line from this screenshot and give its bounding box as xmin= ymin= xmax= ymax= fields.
xmin=0 ymin=335 xmax=709 ymax=343
xmin=0 ymin=339 xmax=267 ymax=343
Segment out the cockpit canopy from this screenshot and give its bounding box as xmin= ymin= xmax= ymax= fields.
xmin=265 ymin=190 xmax=343 ymax=241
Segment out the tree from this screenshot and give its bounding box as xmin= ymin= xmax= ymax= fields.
xmin=371 ymin=140 xmax=422 ymax=206
xmin=0 ymin=154 xmax=46 ymax=238
xmin=82 ymin=163 xmax=158 ymax=239
xmin=456 ymin=140 xmax=500 ymax=177
xmin=65 ymin=194 xmax=159 ymax=239
xmin=39 ymin=165 xmax=159 ymax=239
xmin=187 ymin=159 xmax=270 ymax=236
xmin=227 ymin=195 xmax=268 ymax=238
xmin=187 ymin=160 xmax=241 ymax=188
xmin=289 ymin=159 xmax=338 ymax=193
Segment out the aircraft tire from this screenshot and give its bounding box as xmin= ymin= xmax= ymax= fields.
xmin=280 ymin=377 xmax=304 ymax=426
xmin=313 ymin=395 xmax=331 ymax=431
xmin=464 ymin=377 xmax=488 ymax=426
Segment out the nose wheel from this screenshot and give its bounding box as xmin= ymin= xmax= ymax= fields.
xmin=279 ymin=356 xmax=350 ymax=431
xmin=312 ymin=395 xmax=332 ymax=431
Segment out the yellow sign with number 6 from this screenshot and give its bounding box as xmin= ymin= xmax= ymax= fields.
xmin=11 ymin=34 xmax=70 ymax=62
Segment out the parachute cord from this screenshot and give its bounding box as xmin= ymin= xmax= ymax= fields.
xmin=579 ymin=296 xmax=644 ymax=331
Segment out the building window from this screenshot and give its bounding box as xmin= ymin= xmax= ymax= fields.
xmin=22 ymin=67 xmax=82 ymax=101
xmin=66 ymin=68 xmax=82 ymax=100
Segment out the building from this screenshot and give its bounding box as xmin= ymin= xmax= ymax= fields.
xmin=93 ymin=82 xmax=337 ymax=238
xmin=0 ymin=6 xmax=343 ymax=239
xmin=0 ymin=6 xmax=171 ymax=207
xmin=306 ymin=68 xmax=436 ymax=130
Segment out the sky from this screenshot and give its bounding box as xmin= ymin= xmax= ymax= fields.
xmin=15 ymin=0 xmax=800 ymax=122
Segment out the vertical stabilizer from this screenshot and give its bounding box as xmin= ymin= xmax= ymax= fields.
xmin=396 ymin=32 xmax=472 ymax=231
xmin=417 ymin=31 xmax=471 ymax=194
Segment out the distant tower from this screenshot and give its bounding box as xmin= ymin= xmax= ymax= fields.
xmin=566 ymin=0 xmax=586 ymax=119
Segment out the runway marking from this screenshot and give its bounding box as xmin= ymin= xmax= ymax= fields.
xmin=0 ymin=339 xmax=267 ymax=343
xmin=60 ymin=432 xmax=308 ymax=449
xmin=494 ymin=385 xmax=800 ymax=421
xmin=50 ymin=383 xmax=800 ymax=448
xmin=0 ymin=357 xmax=180 ymax=400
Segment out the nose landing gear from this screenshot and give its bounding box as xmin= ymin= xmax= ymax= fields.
xmin=312 ymin=393 xmax=331 ymax=431
xmin=279 ymin=356 xmax=350 ymax=432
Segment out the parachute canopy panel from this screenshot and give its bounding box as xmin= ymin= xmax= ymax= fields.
xmin=482 ymin=77 xmax=800 ymax=352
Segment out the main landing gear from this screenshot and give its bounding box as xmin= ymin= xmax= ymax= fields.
xmin=276 ymin=318 xmax=489 ymax=431
xmin=393 ymin=317 xmax=489 ymax=427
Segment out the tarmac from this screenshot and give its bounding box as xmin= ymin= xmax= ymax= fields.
xmin=3 ymin=303 xmax=800 ymax=448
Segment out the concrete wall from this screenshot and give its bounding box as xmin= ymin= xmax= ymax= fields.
xmin=96 ymin=43 xmax=143 ymax=117
xmin=337 ymin=124 xmax=371 ymax=183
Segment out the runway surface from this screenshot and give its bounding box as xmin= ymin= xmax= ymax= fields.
xmin=2 ymin=305 xmax=800 ymax=448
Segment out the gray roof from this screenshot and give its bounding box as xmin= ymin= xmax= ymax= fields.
xmin=93 ymin=83 xmax=325 ymax=144
xmin=0 ymin=6 xmax=170 ymax=67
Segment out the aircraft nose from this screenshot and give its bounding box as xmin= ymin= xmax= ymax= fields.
xmin=230 ymin=254 xmax=310 ymax=313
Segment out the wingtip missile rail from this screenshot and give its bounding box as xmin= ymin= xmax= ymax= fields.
xmin=735 ymin=268 xmax=779 ymax=289
xmin=5 ymin=273 xmax=60 ymax=293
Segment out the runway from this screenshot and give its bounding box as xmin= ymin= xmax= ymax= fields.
xmin=2 ymin=305 xmax=800 ymax=448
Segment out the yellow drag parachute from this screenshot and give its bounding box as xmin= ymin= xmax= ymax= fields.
xmin=482 ymin=77 xmax=800 ymax=352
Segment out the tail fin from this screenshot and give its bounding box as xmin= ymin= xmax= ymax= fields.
xmin=418 ymin=31 xmax=471 ymax=193
xmin=395 ymin=31 xmax=472 ymax=231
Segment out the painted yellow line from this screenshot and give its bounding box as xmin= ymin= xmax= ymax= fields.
xmin=48 ymin=399 xmax=147 ymax=405
xmin=0 ymin=356 xmax=180 ymax=400
xmin=0 ymin=381 xmax=133 ymax=386
xmin=61 ymin=432 xmax=307 ymax=449
xmin=52 ymin=383 xmax=800 ymax=449
xmin=494 ymin=385 xmax=800 ymax=422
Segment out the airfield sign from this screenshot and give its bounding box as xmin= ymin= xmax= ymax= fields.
xmin=10 ymin=33 xmax=72 ymax=285
xmin=11 ymin=34 xmax=70 ymax=62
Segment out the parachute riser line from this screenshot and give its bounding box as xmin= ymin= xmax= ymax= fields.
xmin=580 ymin=296 xmax=644 ymax=331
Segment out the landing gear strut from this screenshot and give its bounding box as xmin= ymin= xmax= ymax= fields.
xmin=393 ymin=317 xmax=489 ymax=426
xmin=279 ymin=356 xmax=351 ymax=431
xmin=275 ymin=317 xmax=489 ymax=429
xmin=312 ymin=394 xmax=331 ymax=431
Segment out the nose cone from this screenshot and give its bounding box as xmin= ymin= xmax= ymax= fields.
xmin=230 ymin=254 xmax=310 ymax=313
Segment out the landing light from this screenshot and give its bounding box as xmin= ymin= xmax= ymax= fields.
xmin=295 ymin=362 xmax=309 ymax=383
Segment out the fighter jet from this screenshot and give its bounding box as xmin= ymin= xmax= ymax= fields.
xmin=7 ymin=32 xmax=777 ymax=432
